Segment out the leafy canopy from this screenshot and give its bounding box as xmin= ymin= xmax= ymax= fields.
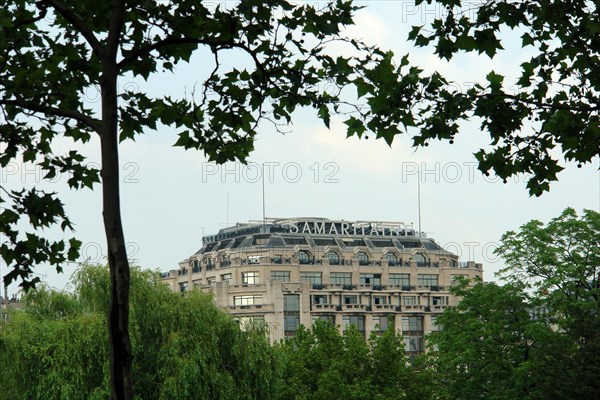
xmin=430 ymin=208 xmax=600 ymax=399
xmin=409 ymin=0 xmax=599 ymax=195
xmin=1 ymin=0 xmax=452 ymax=289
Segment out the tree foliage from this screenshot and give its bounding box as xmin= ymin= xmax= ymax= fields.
xmin=276 ymin=320 xmax=437 ymax=400
xmin=496 ymin=207 xmax=600 ymax=398
xmin=0 ymin=1 xmax=436 ymax=397
xmin=409 ymin=0 xmax=599 ymax=195
xmin=430 ymin=208 xmax=600 ymax=399
xmin=0 ymin=264 xmax=278 ymax=400
xmin=2 ymin=1 xmax=596 ymax=397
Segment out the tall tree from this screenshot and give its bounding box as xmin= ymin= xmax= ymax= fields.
xmin=408 ymin=0 xmax=599 ymax=195
xmin=428 ymin=281 xmax=570 ymax=400
xmin=0 ymin=1 xmax=430 ymax=398
xmin=430 ymin=209 xmax=600 ymax=399
xmin=496 ymin=207 xmax=600 ymax=398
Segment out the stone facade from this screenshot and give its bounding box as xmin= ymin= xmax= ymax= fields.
xmin=162 ymin=218 xmax=483 ymax=351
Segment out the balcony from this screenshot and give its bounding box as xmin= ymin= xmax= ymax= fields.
xmin=313 ymin=303 xmax=337 ymax=310
xmin=227 ymin=303 xmax=275 ymax=313
xmin=373 ymin=304 xmax=395 ymax=310
xmin=344 ymin=304 xmax=367 ymax=310
xmin=227 ymin=284 xmax=267 ymax=293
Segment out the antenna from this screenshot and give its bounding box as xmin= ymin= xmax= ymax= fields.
xmin=417 ymin=165 xmax=422 ymax=238
xmin=262 ymin=163 xmax=266 ymax=231
xmin=1 ymin=261 xmax=7 ymax=309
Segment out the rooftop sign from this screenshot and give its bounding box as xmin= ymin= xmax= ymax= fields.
xmin=280 ymin=219 xmax=415 ymax=237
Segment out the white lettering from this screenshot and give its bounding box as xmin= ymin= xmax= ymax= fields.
xmin=341 ymin=223 xmax=350 ymax=235
xmin=313 ymin=222 xmax=326 ymax=234
xmin=329 ymin=223 xmax=338 ymax=234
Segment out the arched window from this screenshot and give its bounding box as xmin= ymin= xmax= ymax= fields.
xmin=357 ymin=252 xmax=369 ymax=266
xmin=327 ymin=251 xmax=340 ymax=265
xmin=386 ymin=253 xmax=398 ymax=267
xmin=414 ymin=254 xmax=428 ymax=268
xmin=297 ymin=250 xmax=311 ymax=265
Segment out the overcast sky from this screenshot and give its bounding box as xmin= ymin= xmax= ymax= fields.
xmin=2 ymin=1 xmax=598 ymax=296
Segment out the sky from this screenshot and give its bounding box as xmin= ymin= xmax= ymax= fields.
xmin=1 ymin=1 xmax=599 ymax=296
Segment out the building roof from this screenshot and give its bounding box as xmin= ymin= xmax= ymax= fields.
xmin=195 ymin=218 xmax=450 ymax=256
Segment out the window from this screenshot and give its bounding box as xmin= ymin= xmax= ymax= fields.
xmin=403 ymin=296 xmax=419 ymax=306
xmin=402 ymin=316 xmax=423 ymax=332
xmin=404 ymin=335 xmax=424 ymax=353
xmin=297 ymin=250 xmax=311 ymax=264
xmin=300 ymin=272 xmax=322 ymax=285
xmin=343 ymin=295 xmax=359 ymax=305
xmin=417 ymin=274 xmax=438 ymax=287
xmin=373 ymin=296 xmax=388 ymax=305
xmin=236 ymin=315 xmax=265 ymax=331
xmin=179 ymin=282 xmax=188 ymax=292
xmin=219 ymin=257 xmax=231 ymax=268
xmin=389 ymin=273 xmax=410 ymax=287
xmin=373 ymin=315 xmax=393 ymax=332
xmin=284 ymin=314 xmax=301 ymax=333
xmin=360 ymin=273 xmax=381 ymax=286
xmin=284 ymin=294 xmax=300 ymax=312
xmin=207 ymin=277 xmax=216 ymax=284
xmin=284 ymin=294 xmax=301 ymax=337
xmin=242 ymin=271 xmax=260 ymax=285
xmin=205 ymin=257 xmax=215 ymax=270
xmin=271 ymin=271 xmax=291 ymax=282
xmin=273 ymin=255 xmax=282 ymax=264
xmin=432 ymin=296 xmax=447 ymax=306
xmin=342 ymin=315 xmax=365 ymax=336
xmin=330 ymin=273 xmax=352 ymax=285
xmin=431 ymin=315 xmax=441 ymax=332
xmin=414 ymin=254 xmax=428 ymax=267
xmin=192 ymin=260 xmax=201 ymax=273
xmin=312 ymin=315 xmax=335 ymax=325
xmin=386 ymin=253 xmax=398 ymax=266
xmin=312 ymin=294 xmax=330 ymax=305
xmin=357 ymin=252 xmax=369 ymax=266
xmin=221 ymin=273 xmax=232 ymax=283
xmin=233 ymin=295 xmax=262 ymax=306
xmin=326 ymin=251 xmax=340 ymax=265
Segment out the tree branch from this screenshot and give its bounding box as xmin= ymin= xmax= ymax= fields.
xmin=0 ymin=98 xmax=101 ymax=134
xmin=478 ymin=92 xmax=600 ymax=112
xmin=117 ymin=36 xmax=233 ymax=70
xmin=42 ymin=0 xmax=102 ymax=58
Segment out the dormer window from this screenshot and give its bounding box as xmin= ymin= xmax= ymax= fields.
xmin=357 ymin=252 xmax=369 ymax=266
xmin=297 ymin=250 xmax=311 ymax=265
xmin=386 ymin=253 xmax=398 ymax=267
xmin=327 ymin=251 xmax=340 ymax=265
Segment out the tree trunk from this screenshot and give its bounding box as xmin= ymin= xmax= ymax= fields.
xmin=100 ymin=58 xmax=134 ymax=400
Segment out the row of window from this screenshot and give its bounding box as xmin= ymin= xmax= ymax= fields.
xmin=184 ymin=272 xmax=467 ymax=290
xmin=191 ymin=252 xmax=435 ymax=268
xmin=237 ymin=271 xmax=440 ymax=286
xmin=312 ymin=294 xmax=448 ymax=306
xmin=232 ymin=294 xmax=448 ymax=307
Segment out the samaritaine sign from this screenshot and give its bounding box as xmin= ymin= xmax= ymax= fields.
xmin=279 ymin=219 xmax=415 ymax=237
